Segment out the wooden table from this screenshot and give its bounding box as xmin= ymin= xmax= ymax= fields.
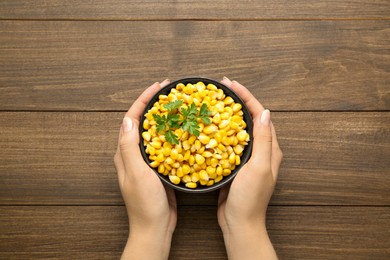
xmin=1 ymin=1 xmax=389 ymax=259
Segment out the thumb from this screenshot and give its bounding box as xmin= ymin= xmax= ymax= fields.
xmin=250 ymin=109 xmax=272 ymax=167
xmin=119 ymin=117 xmax=143 ymax=172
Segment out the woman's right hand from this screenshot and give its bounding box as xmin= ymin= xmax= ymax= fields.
xmin=217 ymin=77 xmax=283 ymax=260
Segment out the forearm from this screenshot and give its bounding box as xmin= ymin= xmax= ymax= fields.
xmin=222 ymin=225 xmax=277 ymax=260
xmin=121 ymin=228 xmax=173 ymax=260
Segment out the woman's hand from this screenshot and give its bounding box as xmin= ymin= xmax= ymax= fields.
xmin=114 ymin=80 xmax=177 ymax=260
xmin=217 ymin=77 xmax=283 ymax=260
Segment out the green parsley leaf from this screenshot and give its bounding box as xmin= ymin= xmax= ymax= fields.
xmin=165 ymin=130 xmax=179 ymax=145
xmin=167 ymin=114 xmax=180 ymax=129
xmin=164 ymin=100 xmax=183 ymax=112
xmin=153 ymin=114 xmax=167 ymax=133
xmin=199 ymin=103 xmax=212 ymax=125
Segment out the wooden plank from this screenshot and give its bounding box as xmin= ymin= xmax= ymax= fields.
xmin=0 ymin=112 xmax=389 ymax=206
xmin=0 ymin=0 xmax=389 ymax=20
xmin=0 ymin=206 xmax=389 ymax=259
xmin=0 ymin=21 xmax=389 ymax=111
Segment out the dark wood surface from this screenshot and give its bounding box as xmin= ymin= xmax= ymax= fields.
xmin=0 ymin=1 xmax=389 ymax=259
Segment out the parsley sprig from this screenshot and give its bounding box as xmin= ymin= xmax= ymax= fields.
xmin=152 ymin=100 xmax=212 ymax=144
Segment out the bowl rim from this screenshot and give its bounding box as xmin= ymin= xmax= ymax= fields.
xmin=139 ymin=77 xmax=253 ymax=193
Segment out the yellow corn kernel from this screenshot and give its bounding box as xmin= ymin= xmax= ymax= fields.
xmin=163 ymin=142 xmax=172 ymax=149
xmin=199 ymin=90 xmax=208 ymax=98
xmin=158 ymin=164 xmax=165 ymax=174
xmin=177 ymin=154 xmax=184 ymax=162
xmin=207 ymin=167 xmax=217 ymax=179
xmin=206 ymin=180 xmax=214 ymax=186
xmin=170 ymin=149 xmax=179 ymax=160
xmin=176 ymin=83 xmax=185 ymax=90
xmin=171 ymin=168 xmax=176 ymax=175
xmin=216 ymin=166 xmax=223 ymax=176
xmin=175 ymin=144 xmax=183 ymax=154
xmin=206 ymin=139 xmax=218 ymax=149
xmin=203 ymin=124 xmax=218 ymax=135
xmin=214 ymin=175 xmax=223 ymax=183
xmin=143 ymin=119 xmax=150 ymax=130
xmin=212 ymin=113 xmax=221 ymax=124
xmin=172 ymin=162 xmax=180 ymax=169
xmin=147 ymin=145 xmax=156 ymax=156
xmin=183 ymin=85 xmax=193 ymax=95
xmin=219 ymin=120 xmax=230 ymax=129
xmin=231 ymin=115 xmax=241 ymax=123
xmin=182 ymin=164 xmax=191 ymax=175
xmin=151 ymin=141 xmax=162 ymax=149
xmin=196 ymin=81 xmax=206 ymax=91
xmin=237 ymin=130 xmax=248 ymax=142
xmin=221 ymin=112 xmax=230 ymax=120
xmin=191 ymin=172 xmax=200 ymax=182
xmin=235 ymin=155 xmax=241 ymax=165
xmin=182 ymin=175 xmax=191 ymax=183
xmin=240 ymin=120 xmax=247 ymax=129
xmin=194 ymin=140 xmax=202 ymax=150
xmin=211 ymin=99 xmax=217 ymax=106
xmin=198 ymin=134 xmax=210 ymax=145
xmin=184 ymin=150 xmax=191 ymax=161
xmin=164 ymin=163 xmax=172 ymax=171
xmin=205 ymin=157 xmax=212 ymax=165
xmin=214 ymin=132 xmax=222 ymax=143
xmin=237 ymin=110 xmax=244 ymax=116
xmin=200 ymin=179 xmax=208 ymax=186
xmin=226 ymin=145 xmax=233 ymax=154
xmin=162 ymin=170 xmax=169 ymax=176
xmin=200 ymin=163 xmax=207 ymax=170
xmin=233 ymin=144 xmax=244 ymax=155
xmin=224 ymin=96 xmax=234 ymax=105
xmin=207 ymin=83 xmax=218 ymax=91
xmin=162 ymin=147 xmax=171 ymax=157
xmin=176 ymin=167 xmax=184 ymax=178
xmin=225 ymin=106 xmax=233 ymax=116
xmin=206 ymin=165 xmax=216 ymax=174
xmin=222 ymin=137 xmax=231 ymax=146
xmin=199 ymin=170 xmax=209 ymax=181
xmin=189 ymin=155 xmax=195 ymax=165
xmin=195 ymin=154 xmax=205 ymax=165
xmin=232 ymin=103 xmax=242 ymax=112
xmin=198 ymin=146 xmax=205 ymax=154
xmin=229 ymin=121 xmax=239 ymax=130
xmin=229 ymin=152 xmax=236 ymax=164
xmin=150 ymin=161 xmax=159 ymax=168
xmin=232 ymin=136 xmax=239 ymax=146
xmin=181 ymin=131 xmax=188 ymax=141
xmin=188 ymin=135 xmax=197 ymax=145
xmin=227 ymin=129 xmax=236 ymax=136
xmin=215 ymin=102 xmax=224 ymax=112
xmin=223 ymin=169 xmax=231 ymax=176
xmin=174 ymin=128 xmax=183 ymax=139
xmin=220 ymin=159 xmax=230 ymax=169
xmin=193 ymin=164 xmax=202 ymax=172
xmin=217 ymin=144 xmax=226 ymax=152
xmin=149 ymin=125 xmax=157 ymax=135
xmin=156 ymin=153 xmax=165 ymax=163
xmin=186 ymin=182 xmax=197 ymax=189
xmin=145 ymin=113 xmax=154 ymax=121
xmin=213 ymin=153 xmax=223 ymax=160
xmin=168 ymin=93 xmax=177 ymax=101
xmin=169 ymin=175 xmax=180 ymax=185
xmin=202 ymin=151 xmax=213 ymax=158
xmin=193 ymin=97 xmax=201 ymax=106
xmin=165 ymin=157 xmax=174 ymax=165
xmin=210 ymin=158 xmax=218 ymax=168
xmin=159 ymin=94 xmax=168 ymax=100
xmin=208 ymin=90 xmax=217 ymax=100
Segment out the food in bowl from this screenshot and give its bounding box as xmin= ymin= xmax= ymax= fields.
xmin=141 ymin=81 xmax=250 ymax=189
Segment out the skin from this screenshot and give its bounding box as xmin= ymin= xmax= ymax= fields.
xmin=114 ymin=77 xmax=283 ymax=259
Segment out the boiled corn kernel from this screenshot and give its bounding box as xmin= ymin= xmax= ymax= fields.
xmin=169 ymin=175 xmax=181 ymax=185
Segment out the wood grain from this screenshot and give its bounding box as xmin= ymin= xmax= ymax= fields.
xmin=1 ymin=206 xmax=389 ymax=259
xmin=1 ymin=112 xmax=389 ymax=206
xmin=0 ymin=21 xmax=389 ymax=111
xmin=0 ymin=0 xmax=389 ymax=20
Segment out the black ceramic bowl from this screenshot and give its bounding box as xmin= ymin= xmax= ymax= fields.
xmin=139 ymin=77 xmax=253 ymax=193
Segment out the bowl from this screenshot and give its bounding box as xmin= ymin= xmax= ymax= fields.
xmin=139 ymin=77 xmax=253 ymax=193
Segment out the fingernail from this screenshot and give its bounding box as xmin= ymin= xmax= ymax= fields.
xmin=123 ymin=117 xmax=133 ymax=132
xmin=260 ymin=109 xmax=270 ymax=127
xmin=223 ymin=76 xmax=228 ymax=81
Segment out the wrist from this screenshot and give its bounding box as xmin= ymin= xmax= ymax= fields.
xmin=222 ymin=224 xmax=277 ymax=260
xmin=122 ymin=226 xmax=173 ymax=260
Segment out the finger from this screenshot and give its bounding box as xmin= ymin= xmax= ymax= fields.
xmin=221 ymin=76 xmax=233 ymax=86
xmin=114 ymin=125 xmax=125 ymax=184
xmin=270 ymin=122 xmax=283 ymax=179
xmin=230 ymin=80 xmax=265 ymax=120
xmin=119 ymin=117 xmax=145 ymax=175
xmin=126 ymin=79 xmax=169 ymax=122
xmin=250 ymin=110 xmax=272 ymax=169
